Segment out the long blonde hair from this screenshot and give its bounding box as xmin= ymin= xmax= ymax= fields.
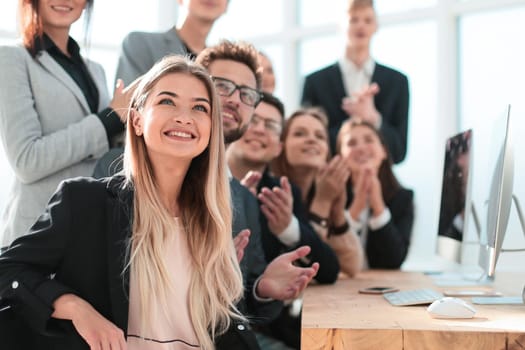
xmin=122 ymin=55 xmax=243 ymax=349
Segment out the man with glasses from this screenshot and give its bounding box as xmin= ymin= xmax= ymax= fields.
xmin=226 ymin=92 xmax=340 ymax=349
xmin=196 ymin=41 xmax=327 ymax=333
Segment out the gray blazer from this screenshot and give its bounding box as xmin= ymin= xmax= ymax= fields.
xmin=0 ymin=44 xmax=110 ymax=247
xmin=115 ymin=28 xmax=188 ymax=85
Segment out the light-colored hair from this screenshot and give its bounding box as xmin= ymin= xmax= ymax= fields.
xmin=122 ymin=55 xmax=243 ymax=349
xmin=348 ymin=0 xmax=375 ymax=11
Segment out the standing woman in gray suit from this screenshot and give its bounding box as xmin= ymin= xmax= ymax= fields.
xmin=0 ymin=0 xmax=133 ymax=247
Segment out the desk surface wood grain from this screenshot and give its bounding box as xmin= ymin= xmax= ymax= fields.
xmin=301 ymin=270 xmax=525 ymax=350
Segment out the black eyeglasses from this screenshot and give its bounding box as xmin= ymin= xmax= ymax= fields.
xmin=212 ymin=76 xmax=262 ymax=107
xmin=249 ymin=114 xmax=282 ymax=135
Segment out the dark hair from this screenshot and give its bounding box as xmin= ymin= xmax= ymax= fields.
xmin=195 ymin=40 xmax=262 ymax=89
xmin=260 ymin=92 xmax=285 ymax=121
xmin=336 ymin=119 xmax=401 ymax=201
xmin=271 ymin=107 xmax=330 ymax=179
xmin=18 ymin=0 xmax=94 ymax=56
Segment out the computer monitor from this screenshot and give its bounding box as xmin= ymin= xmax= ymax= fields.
xmin=478 ymin=105 xmax=514 ymax=279
xmin=436 ymin=129 xmax=474 ymax=262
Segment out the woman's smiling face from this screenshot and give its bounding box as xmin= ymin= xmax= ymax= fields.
xmin=132 ymin=72 xmax=212 ymax=165
xmin=284 ymin=114 xmax=329 ymax=170
xmin=339 ymin=124 xmax=386 ymax=173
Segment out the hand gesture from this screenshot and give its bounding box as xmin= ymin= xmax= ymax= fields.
xmin=341 ymin=83 xmax=381 ymax=127
xmin=349 ymin=167 xmax=373 ymax=220
xmin=314 ymin=155 xmax=350 ymax=204
xmin=233 ymin=229 xmax=251 ymax=262
xmin=257 ymin=246 xmax=319 ymax=300
xmin=258 ymin=176 xmax=294 ymax=235
xmin=52 ymin=294 xmax=127 ymax=350
xmin=110 ymin=77 xmax=141 ymax=121
xmin=368 ymin=173 xmax=386 ymax=217
xmin=240 ymin=170 xmax=262 ymax=196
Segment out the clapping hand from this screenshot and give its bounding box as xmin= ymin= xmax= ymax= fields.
xmin=257 ymin=246 xmax=320 ymax=300
xmin=258 ymin=176 xmax=294 ymax=236
xmin=240 ymin=170 xmax=262 ymax=196
xmin=341 ymin=83 xmax=381 ymax=127
xmin=233 ymin=229 xmax=251 ymax=262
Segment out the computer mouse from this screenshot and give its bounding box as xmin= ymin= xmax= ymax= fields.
xmin=427 ymin=297 xmax=476 ymax=319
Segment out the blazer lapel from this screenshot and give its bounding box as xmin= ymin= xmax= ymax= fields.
xmin=162 ymin=28 xmax=187 ymax=56
xmin=105 ymin=177 xmax=133 ymax=332
xmin=329 ymin=63 xmax=347 ymax=98
xmin=36 ymin=52 xmax=90 ymax=113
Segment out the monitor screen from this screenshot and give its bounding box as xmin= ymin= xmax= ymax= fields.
xmin=436 ymin=129 xmax=473 ymax=262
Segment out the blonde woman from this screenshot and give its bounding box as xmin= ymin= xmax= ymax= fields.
xmin=0 ymin=56 xmax=256 ymax=349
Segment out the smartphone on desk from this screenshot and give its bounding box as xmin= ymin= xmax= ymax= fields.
xmin=358 ymin=286 xmax=399 ymax=294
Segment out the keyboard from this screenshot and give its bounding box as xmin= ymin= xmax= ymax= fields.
xmin=383 ymin=288 xmax=444 ymax=306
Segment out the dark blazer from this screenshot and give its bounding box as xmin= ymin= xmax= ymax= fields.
xmin=257 ymin=170 xmax=339 ymax=284
xmin=301 ymin=62 xmax=409 ymax=164
xmin=230 ymin=178 xmax=283 ymax=324
xmin=348 ymin=187 xmax=414 ymax=269
xmin=0 ymin=176 xmax=259 ymax=349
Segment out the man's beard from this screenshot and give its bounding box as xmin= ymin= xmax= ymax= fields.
xmin=224 ymin=123 xmax=248 ymax=145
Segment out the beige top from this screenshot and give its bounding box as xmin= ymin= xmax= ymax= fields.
xmin=127 ymin=218 xmax=199 ymax=349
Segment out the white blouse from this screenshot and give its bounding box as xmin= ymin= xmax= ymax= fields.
xmin=127 ymin=218 xmax=199 ymax=349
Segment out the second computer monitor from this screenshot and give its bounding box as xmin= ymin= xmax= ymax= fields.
xmin=478 ymin=105 xmax=514 ymax=279
xmin=436 ymin=129 xmax=474 ymax=262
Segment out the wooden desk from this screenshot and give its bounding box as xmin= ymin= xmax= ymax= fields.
xmin=301 ymin=270 xmax=525 ymax=350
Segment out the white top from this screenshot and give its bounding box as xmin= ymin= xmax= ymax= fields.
xmin=127 ymin=218 xmax=199 ymax=349
xmin=338 ymin=56 xmax=375 ymax=95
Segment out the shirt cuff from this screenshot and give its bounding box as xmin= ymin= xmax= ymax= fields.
xmin=348 ymin=212 xmax=364 ymax=232
xmin=275 ymin=216 xmax=300 ymax=247
xmin=375 ymin=112 xmax=383 ymax=129
xmin=368 ymin=208 xmax=391 ymax=230
xmin=253 ymin=275 xmax=274 ymax=303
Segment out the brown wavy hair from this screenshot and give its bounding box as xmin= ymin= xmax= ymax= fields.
xmin=196 ymin=39 xmax=262 ymax=90
xmin=271 ymin=107 xmax=331 ymax=179
xmin=336 ymin=119 xmax=401 ymax=202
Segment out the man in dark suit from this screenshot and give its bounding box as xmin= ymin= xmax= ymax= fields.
xmin=301 ymin=0 xmax=409 ymax=164
xmin=196 ymin=41 xmax=320 ymax=327
xmin=227 ymin=92 xmax=341 ymax=349
xmin=227 ymin=92 xmax=339 ymax=284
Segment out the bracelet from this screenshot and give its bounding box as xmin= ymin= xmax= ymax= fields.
xmin=308 ymin=212 xmax=329 ymax=229
xmin=329 ymin=221 xmax=349 ymax=236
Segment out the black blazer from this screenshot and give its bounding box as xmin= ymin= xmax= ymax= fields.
xmin=257 ymin=170 xmax=340 ymax=284
xmin=0 ymin=176 xmax=260 ymax=349
xmin=230 ymin=178 xmax=283 ymax=324
xmin=347 ymin=187 xmax=414 ymax=269
xmin=302 ymin=62 xmax=409 ymax=164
